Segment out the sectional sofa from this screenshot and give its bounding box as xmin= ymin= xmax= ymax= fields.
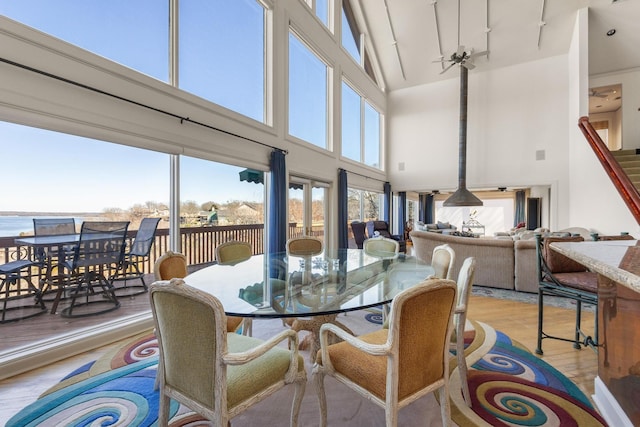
xmin=410 ymin=229 xmax=538 ymax=293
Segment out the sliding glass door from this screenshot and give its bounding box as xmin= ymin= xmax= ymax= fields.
xmin=289 ymin=177 xmax=328 ymax=242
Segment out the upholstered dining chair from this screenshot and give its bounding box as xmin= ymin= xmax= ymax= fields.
xmin=216 ymin=240 xmax=252 ymax=266
xmin=363 ymin=236 xmax=399 ymax=258
xmin=149 ymin=279 xmax=306 ymax=427
xmin=312 ymin=278 xmax=457 ymax=427
xmin=153 ymin=251 xmax=188 ymax=282
xmin=286 ymin=235 xmax=323 ymax=257
xmin=432 ymin=244 xmax=456 ymax=280
xmin=214 ymin=240 xmax=254 ymax=335
xmin=153 ymin=251 xmax=247 ymax=336
xmin=452 ymin=256 xmax=476 ymax=407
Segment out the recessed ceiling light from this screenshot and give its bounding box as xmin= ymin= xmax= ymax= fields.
xmin=607 ymin=29 xmax=616 ymax=36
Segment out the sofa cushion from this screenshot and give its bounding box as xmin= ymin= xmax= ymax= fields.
xmin=436 ymin=221 xmax=451 ymax=230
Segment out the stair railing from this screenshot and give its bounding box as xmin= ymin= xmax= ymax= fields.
xmin=578 ymin=116 xmax=640 ymax=225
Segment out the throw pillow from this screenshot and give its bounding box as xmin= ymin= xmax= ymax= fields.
xmin=437 ymin=221 xmax=451 ymax=230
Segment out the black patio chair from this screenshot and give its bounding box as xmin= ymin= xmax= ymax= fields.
xmin=33 ymin=218 xmax=76 ymax=300
xmin=0 ymin=259 xmax=46 ymax=323
xmin=57 ymin=221 xmax=129 ymax=318
xmin=535 ymin=233 xmax=598 ymax=355
xmin=109 ymin=217 xmax=160 ymax=297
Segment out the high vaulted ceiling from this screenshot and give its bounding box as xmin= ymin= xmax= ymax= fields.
xmin=354 ymin=0 xmax=640 ymax=92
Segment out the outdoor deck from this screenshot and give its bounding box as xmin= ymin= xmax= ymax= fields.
xmin=0 ymin=223 xmax=318 ymax=353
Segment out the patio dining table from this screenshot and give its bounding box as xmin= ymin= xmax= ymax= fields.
xmin=15 ymin=231 xmax=125 ymax=314
xmin=15 ymin=234 xmax=80 ymax=313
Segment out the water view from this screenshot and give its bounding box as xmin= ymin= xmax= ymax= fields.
xmin=0 ymin=215 xmax=89 ymax=237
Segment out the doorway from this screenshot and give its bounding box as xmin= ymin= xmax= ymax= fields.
xmin=289 ymin=177 xmax=328 ymax=242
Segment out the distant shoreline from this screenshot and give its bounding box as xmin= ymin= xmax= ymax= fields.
xmin=0 ymin=211 xmax=103 ymax=217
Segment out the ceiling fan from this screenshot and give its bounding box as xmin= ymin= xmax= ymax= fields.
xmin=589 ymin=88 xmax=614 ymax=98
xmin=433 ymin=46 xmax=488 ymax=75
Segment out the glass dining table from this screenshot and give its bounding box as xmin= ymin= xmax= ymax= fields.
xmin=183 ymin=248 xmax=435 ymax=359
xmin=184 ymin=248 xmax=435 ymax=318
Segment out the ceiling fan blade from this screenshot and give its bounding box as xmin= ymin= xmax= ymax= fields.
xmin=432 ymin=58 xmax=450 ymax=64
xmin=462 ymin=62 xmax=475 ymax=70
xmin=469 ymin=50 xmax=489 ymax=59
xmin=440 ymin=62 xmax=456 ymax=75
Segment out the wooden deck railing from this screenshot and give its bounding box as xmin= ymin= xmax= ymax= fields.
xmin=578 ymin=116 xmax=640 ymax=225
xmin=0 ymin=222 xmax=315 ymax=274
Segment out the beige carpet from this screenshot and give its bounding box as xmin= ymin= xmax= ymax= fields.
xmin=230 ymin=312 xmax=451 ymax=427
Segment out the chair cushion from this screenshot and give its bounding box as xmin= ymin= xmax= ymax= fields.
xmin=316 ymin=329 xmax=389 ymax=400
xmin=547 ymin=271 xmax=598 ymax=293
xmin=226 ymin=334 xmax=304 ymax=409
xmin=226 ymin=316 xmax=244 ymax=333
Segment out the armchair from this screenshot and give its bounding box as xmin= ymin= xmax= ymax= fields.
xmin=350 ymin=221 xmax=367 ymax=249
xmin=366 ymin=220 xmax=406 ymax=253
xmin=312 ymin=278 xmax=457 ymax=427
xmin=153 ymin=251 xmax=246 ymax=335
xmin=149 ymin=279 xmax=306 ymax=426
xmin=431 ymin=244 xmax=456 ymax=280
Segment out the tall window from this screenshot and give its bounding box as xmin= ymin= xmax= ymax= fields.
xmin=179 ymin=0 xmax=266 ymax=123
xmin=347 ymin=188 xmax=382 ymax=222
xmin=181 ymin=158 xmax=265 ymax=227
xmin=341 ymin=3 xmax=360 ymax=63
xmin=0 ymin=120 xmax=169 ymax=352
xmin=301 ymin=0 xmax=330 ymax=28
xmin=289 ymin=30 xmax=329 ymax=149
xmin=341 ymin=0 xmax=377 ymax=83
xmin=342 ymin=81 xmax=381 ymax=169
xmin=0 ymin=0 xmax=169 ymax=82
xmin=435 ymin=193 xmax=515 ymax=236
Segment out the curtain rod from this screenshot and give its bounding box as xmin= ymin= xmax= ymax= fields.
xmin=0 ymin=57 xmax=286 ymax=154
xmin=341 ymin=168 xmax=387 ymax=183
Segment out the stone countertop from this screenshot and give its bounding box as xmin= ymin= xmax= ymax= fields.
xmin=551 ymin=240 xmax=640 ymax=293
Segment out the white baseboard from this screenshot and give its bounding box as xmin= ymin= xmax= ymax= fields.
xmin=0 ymin=312 xmax=154 ymax=381
xmin=593 ymin=376 xmax=634 ymax=427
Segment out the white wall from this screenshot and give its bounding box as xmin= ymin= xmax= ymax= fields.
xmin=388 ymin=54 xmax=572 ymax=230
xmin=569 ymin=9 xmax=640 ymax=236
xmin=387 ymin=8 xmax=640 ymax=236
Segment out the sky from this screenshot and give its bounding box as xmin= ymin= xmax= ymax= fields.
xmin=0 ymin=1 xmax=267 ymax=212
xmin=0 ymin=1 xmax=364 ymax=213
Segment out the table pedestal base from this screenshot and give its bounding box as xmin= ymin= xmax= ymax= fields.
xmin=285 ymin=314 xmax=354 ymax=362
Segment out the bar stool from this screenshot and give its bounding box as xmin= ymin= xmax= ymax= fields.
xmin=0 ymin=259 xmax=47 ymax=323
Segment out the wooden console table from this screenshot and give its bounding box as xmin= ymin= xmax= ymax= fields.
xmin=551 ymin=240 xmax=640 ymax=427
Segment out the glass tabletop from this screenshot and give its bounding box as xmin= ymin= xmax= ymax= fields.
xmin=184 ymin=249 xmax=434 ymax=318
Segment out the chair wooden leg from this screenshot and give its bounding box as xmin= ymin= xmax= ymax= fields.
xmin=313 ymin=367 xmax=328 ymax=427
xmin=439 ymin=384 xmax=452 ymax=427
xmin=290 ymin=378 xmax=306 ymax=427
xmin=158 ymin=389 xmax=170 ymax=426
xmin=457 ymin=322 xmax=471 ymax=407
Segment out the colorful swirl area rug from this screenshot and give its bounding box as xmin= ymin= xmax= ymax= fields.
xmin=8 ymin=322 xmax=607 ymax=427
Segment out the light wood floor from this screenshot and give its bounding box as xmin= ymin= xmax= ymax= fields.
xmin=0 ymin=292 xmax=598 ymax=424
